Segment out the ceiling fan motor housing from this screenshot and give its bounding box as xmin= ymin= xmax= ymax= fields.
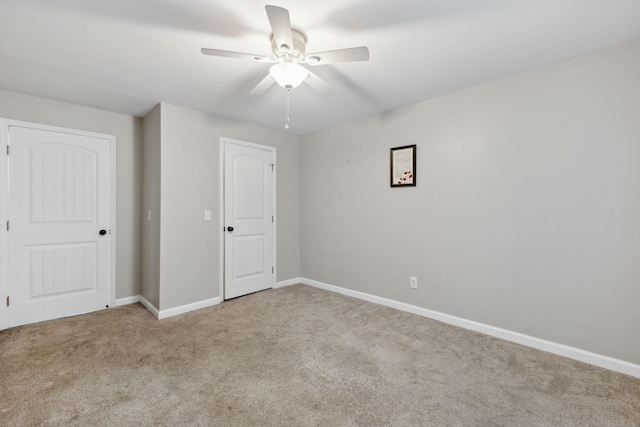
xmin=272 ymin=29 xmax=307 ymax=61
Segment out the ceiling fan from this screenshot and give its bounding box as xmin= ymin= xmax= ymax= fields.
xmin=201 ymin=5 xmax=370 ymax=96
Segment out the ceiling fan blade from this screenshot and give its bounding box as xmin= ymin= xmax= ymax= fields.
xmin=250 ymin=74 xmax=275 ymax=95
xmin=265 ymin=5 xmax=293 ymax=52
xmin=304 ymin=70 xmax=335 ymax=96
xmin=305 ymin=46 xmax=370 ymax=66
xmin=201 ymin=48 xmax=272 ymax=62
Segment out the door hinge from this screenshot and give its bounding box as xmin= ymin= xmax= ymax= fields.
xmin=272 ymin=266 xmax=274 ymax=274
xmin=6 ymin=145 xmax=9 ymax=155
xmin=6 ymin=221 xmax=9 ymax=231
xmin=6 ymin=296 xmax=9 ymax=307
xmin=271 ymin=164 xmax=274 ymax=171
xmin=272 ymin=216 xmax=274 ymax=223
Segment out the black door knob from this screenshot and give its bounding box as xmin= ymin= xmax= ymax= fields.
xmin=227 ymin=226 xmax=234 ymax=232
xmin=99 ymin=229 xmax=107 ymax=235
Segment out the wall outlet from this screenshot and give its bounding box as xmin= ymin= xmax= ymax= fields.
xmin=410 ymin=276 xmax=418 ymax=289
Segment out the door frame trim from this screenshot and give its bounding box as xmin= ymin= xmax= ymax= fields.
xmin=0 ymin=119 xmax=117 ymax=330
xmin=219 ymin=137 xmax=276 ymax=301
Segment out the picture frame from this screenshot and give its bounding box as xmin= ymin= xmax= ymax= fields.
xmin=390 ymin=145 xmax=416 ymax=187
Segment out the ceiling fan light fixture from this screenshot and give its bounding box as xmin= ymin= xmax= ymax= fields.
xmin=201 ymin=6 xmax=369 ymax=98
xmin=269 ymin=62 xmax=308 ymax=89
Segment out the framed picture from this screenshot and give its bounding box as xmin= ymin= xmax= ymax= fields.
xmin=390 ymin=145 xmax=416 ymax=187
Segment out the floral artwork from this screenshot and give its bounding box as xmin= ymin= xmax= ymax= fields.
xmin=397 ymin=170 xmax=414 ymax=185
xmin=390 ymin=145 xmax=416 ymax=187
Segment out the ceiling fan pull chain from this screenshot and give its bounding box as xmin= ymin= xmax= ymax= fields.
xmin=285 ymin=88 xmax=291 ymax=130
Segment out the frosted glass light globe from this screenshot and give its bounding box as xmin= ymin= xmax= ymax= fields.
xmin=269 ymin=62 xmax=309 ymax=89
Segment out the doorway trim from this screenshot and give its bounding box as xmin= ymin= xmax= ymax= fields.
xmin=0 ymin=119 xmax=117 ymax=330
xmin=218 ymin=137 xmax=276 ymax=301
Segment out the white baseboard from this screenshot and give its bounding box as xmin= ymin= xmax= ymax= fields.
xmin=139 ymin=295 xmax=160 ymax=319
xmin=115 ymin=295 xmax=141 ymax=307
xmin=300 ymin=277 xmax=640 ymax=379
xmin=138 ymin=295 xmax=220 ymax=320
xmin=157 ymin=297 xmax=221 ymax=320
xmin=274 ymin=277 xmax=302 ymax=288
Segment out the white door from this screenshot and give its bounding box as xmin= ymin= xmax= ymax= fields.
xmin=7 ymin=125 xmax=112 ymax=327
xmin=224 ymin=141 xmax=275 ymax=299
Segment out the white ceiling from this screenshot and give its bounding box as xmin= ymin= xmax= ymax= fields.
xmin=2 ymin=0 xmax=640 ymax=135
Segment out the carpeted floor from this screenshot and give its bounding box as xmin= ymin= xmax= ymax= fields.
xmin=0 ymin=284 xmax=638 ymax=426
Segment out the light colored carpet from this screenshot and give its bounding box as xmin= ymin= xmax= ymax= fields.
xmin=0 ymin=284 xmax=638 ymax=426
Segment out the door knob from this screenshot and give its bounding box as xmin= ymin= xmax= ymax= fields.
xmin=99 ymin=229 xmax=107 ymax=235
xmin=227 ymin=226 xmax=234 ymax=232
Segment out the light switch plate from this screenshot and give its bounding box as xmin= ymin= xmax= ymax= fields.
xmin=204 ymin=210 xmax=212 ymax=221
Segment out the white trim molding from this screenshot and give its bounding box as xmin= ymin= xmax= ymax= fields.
xmin=274 ymin=277 xmax=302 ymax=288
xmin=115 ymin=295 xmax=141 ymax=307
xmin=139 ymin=296 xmax=160 ymax=319
xmin=139 ymin=295 xmax=221 ymax=320
xmin=300 ymin=277 xmax=640 ymax=379
xmin=157 ymin=297 xmax=221 ymax=320
xmin=0 ymin=121 xmax=9 ymax=330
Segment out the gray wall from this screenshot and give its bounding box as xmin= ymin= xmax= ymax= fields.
xmin=0 ymin=89 xmax=142 ymax=300
xmin=146 ymin=103 xmax=300 ymax=311
xmin=300 ymin=39 xmax=640 ymax=364
xmin=141 ymin=104 xmax=161 ymax=308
